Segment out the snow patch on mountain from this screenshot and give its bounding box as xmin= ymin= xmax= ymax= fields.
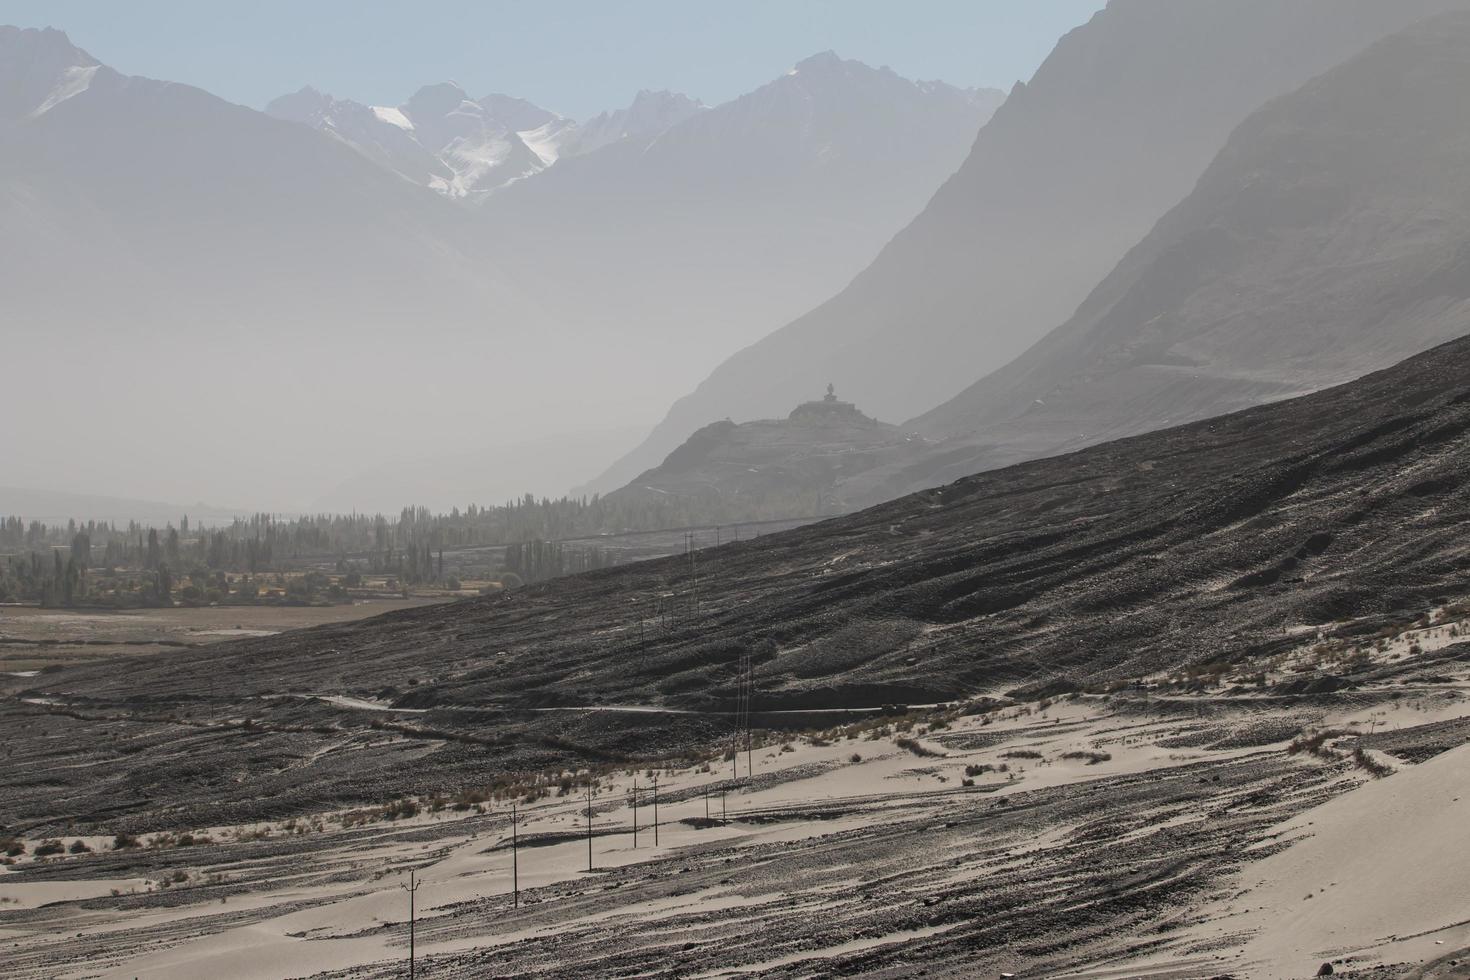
xmin=517 ymin=117 xmax=579 ymax=166
xmin=30 ymin=63 xmax=99 ymax=117
xmin=370 ymin=105 xmax=413 ymax=131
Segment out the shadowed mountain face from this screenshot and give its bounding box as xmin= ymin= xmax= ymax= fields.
xmin=867 ymin=11 xmax=1470 ymax=500
xmin=20 ymin=330 xmax=1470 ymax=821
xmin=594 ymin=0 xmax=1470 ymax=495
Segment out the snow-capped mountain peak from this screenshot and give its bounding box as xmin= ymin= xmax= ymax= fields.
xmin=0 ymin=25 xmax=102 ymax=125
xmin=266 ymin=80 xmax=707 ymax=198
xmin=266 ymin=82 xmax=554 ymax=199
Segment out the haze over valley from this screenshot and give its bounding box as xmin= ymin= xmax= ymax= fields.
xmin=6 ymin=4 xmax=1470 ymax=978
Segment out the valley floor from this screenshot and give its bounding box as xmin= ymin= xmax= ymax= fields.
xmin=0 ymin=599 xmax=447 ymax=673
xmin=5 ymin=644 xmax=1470 ymax=979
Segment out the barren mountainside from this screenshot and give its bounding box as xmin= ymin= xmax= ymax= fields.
xmin=15 ymin=329 xmax=1470 ymax=826
xmin=594 ymin=0 xmax=1470 ymax=495
xmin=876 ymin=11 xmax=1470 ymax=500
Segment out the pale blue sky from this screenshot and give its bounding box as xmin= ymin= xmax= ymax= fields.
xmin=0 ymin=0 xmax=1105 ymax=119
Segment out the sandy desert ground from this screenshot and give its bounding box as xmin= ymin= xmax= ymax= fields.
xmin=4 ymin=604 xmax=1470 ymax=980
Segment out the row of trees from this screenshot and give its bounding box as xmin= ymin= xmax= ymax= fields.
xmin=2 ymin=488 xmax=802 ymax=573
xmin=502 ymin=539 xmax=614 ymax=585
xmin=0 ymin=544 xmax=354 ymax=608
xmin=2 ymin=484 xmax=797 ymax=604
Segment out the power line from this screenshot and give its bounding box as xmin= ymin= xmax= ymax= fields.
xmin=401 ymin=869 xmax=423 ymax=979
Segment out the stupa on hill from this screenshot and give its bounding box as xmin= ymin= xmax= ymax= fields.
xmin=788 ymin=384 xmax=880 ymax=426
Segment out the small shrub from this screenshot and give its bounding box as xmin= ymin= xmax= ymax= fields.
xmin=964 ymin=764 xmax=993 ymax=777
xmin=1351 ymin=747 xmax=1393 ymax=778
xmin=1000 ymin=749 xmax=1043 ymax=760
xmin=894 ymin=737 xmax=943 ymax=758
xmin=34 ymin=839 xmax=65 ymax=857
xmin=381 ymin=798 xmax=420 ymax=821
xmin=1060 ymin=750 xmax=1111 ymax=765
xmin=68 ymin=840 xmax=92 ymax=854
xmin=1287 ymin=729 xmax=1353 ymax=760
xmin=112 ymin=833 xmax=141 ymax=850
xmin=849 ymin=752 xmax=862 ymax=764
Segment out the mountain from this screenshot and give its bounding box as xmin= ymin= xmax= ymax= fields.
xmin=563 ymin=88 xmax=705 ymax=157
xmin=265 ymin=83 xmax=546 ymax=198
xmin=265 ymin=84 xmax=701 ymax=199
xmin=592 ymin=0 xmax=1470 ymax=495
xmin=484 ymin=53 xmax=1005 ymax=430
xmin=604 ymin=385 xmax=926 ymax=522
xmin=0 ymin=29 xmax=998 ymax=506
xmin=0 ymin=26 xmax=546 ymax=505
xmin=864 ymin=10 xmax=1470 ymax=500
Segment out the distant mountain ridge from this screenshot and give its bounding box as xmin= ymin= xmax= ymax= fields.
xmin=0 ymin=24 xmax=544 ymax=502
xmin=591 ymin=0 xmax=1470 ymax=495
xmin=265 ymin=83 xmax=703 ymax=199
xmin=1 ymin=27 xmax=1001 ymax=506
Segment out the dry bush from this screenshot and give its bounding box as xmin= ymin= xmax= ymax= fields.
xmin=1287 ymin=728 xmax=1354 ymax=760
xmin=1351 ymin=747 xmax=1393 ymax=778
xmin=894 ymin=737 xmax=943 ymax=758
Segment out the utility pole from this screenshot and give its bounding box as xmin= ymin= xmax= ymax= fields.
xmin=631 ymin=779 xmax=639 ymax=847
xmin=586 ymin=781 xmax=594 ymax=872
xmin=721 ymin=789 xmax=727 ymax=825
xmin=653 ymin=774 xmax=659 ymax=846
xmin=746 ymin=660 xmax=754 ymax=782
xmin=704 ymin=784 xmax=709 ymax=821
xmin=402 ymin=869 xmax=423 ymax=979
xmin=511 ymin=801 xmax=519 ymax=909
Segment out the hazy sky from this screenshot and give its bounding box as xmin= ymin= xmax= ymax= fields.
xmin=0 ymin=0 xmax=1104 ymax=118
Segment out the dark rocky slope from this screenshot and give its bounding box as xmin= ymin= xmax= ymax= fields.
xmin=10 ymin=331 xmax=1470 ymax=828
